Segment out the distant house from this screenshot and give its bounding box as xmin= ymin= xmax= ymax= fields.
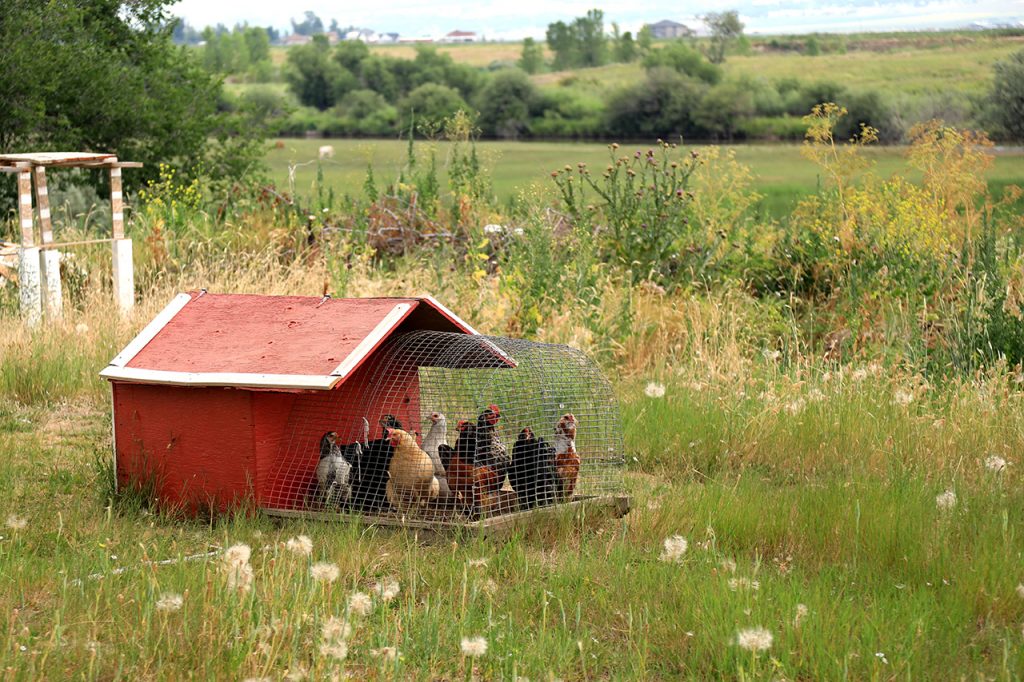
xmin=324 ymin=31 xmax=341 ymax=45
xmin=645 ymin=19 xmax=694 ymax=39
xmin=283 ymin=33 xmax=312 ymax=46
xmin=443 ymin=30 xmax=477 ymax=43
xmin=344 ymin=28 xmax=378 ymax=43
xmin=399 ymin=35 xmax=435 ymax=43
xmin=378 ymin=32 xmax=400 ymax=43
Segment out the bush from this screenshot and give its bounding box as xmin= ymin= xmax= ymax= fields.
xmin=605 ymin=69 xmax=706 ymax=139
xmin=284 ymin=35 xmax=356 ymax=110
xmin=989 ymin=48 xmax=1024 ymax=140
xmin=693 ymin=80 xmax=756 ymax=140
xmin=475 ymin=69 xmax=540 ymax=139
xmin=642 ymin=43 xmax=722 ymax=84
xmin=532 ymin=89 xmax=605 ymax=138
xmin=399 ymin=84 xmax=469 ymax=128
xmin=335 ymin=90 xmax=398 ymax=136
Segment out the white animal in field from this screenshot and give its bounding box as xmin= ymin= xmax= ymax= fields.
xmin=315 ymin=431 xmax=352 ymax=508
xmin=318 ymin=145 xmax=334 ymax=159
xmin=421 ymin=412 xmax=453 ymax=498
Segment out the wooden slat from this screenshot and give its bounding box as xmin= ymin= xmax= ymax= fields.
xmin=109 ymin=161 xmax=123 ymax=239
xmin=37 ymin=238 xmax=114 ymax=250
xmin=17 ymin=171 xmax=34 ymax=246
xmin=33 ymin=167 xmax=53 ymax=244
xmin=0 ymin=152 xmax=116 ymax=165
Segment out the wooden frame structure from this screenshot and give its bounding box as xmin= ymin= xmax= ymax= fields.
xmin=1 ymin=152 xmax=141 ymax=326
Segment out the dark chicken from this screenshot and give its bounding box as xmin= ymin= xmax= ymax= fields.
xmin=510 ymin=427 xmax=559 ymax=510
xmin=350 ymin=414 xmax=403 ymax=512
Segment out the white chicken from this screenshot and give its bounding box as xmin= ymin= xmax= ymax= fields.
xmin=421 ymin=412 xmax=453 ymax=498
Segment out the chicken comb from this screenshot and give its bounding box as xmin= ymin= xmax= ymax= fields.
xmin=488 ymin=403 xmax=500 ymax=414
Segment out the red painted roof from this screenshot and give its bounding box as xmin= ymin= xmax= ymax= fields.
xmin=120 ymin=293 xmax=472 ymax=380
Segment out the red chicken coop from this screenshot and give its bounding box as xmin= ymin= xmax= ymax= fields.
xmin=100 ymin=291 xmax=629 ymax=530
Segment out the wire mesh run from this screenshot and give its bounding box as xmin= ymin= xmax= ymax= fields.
xmin=265 ymin=330 xmax=626 ymax=527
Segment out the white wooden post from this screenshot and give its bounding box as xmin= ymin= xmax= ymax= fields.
xmin=110 ymin=164 xmax=134 ymax=313
xmin=112 ymin=238 xmax=134 ymax=313
xmin=17 ymin=169 xmax=42 ymax=327
xmin=34 ymin=167 xmax=62 ymax=320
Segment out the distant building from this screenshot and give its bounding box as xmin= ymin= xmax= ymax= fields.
xmin=399 ymin=35 xmax=435 ymax=43
xmin=283 ymin=33 xmax=312 ymax=46
xmin=645 ymin=19 xmax=694 ymax=39
xmin=378 ymin=32 xmax=400 ymax=43
xmin=344 ymin=28 xmax=378 ymax=42
xmin=324 ymin=31 xmax=341 ymax=45
xmin=443 ymin=30 xmax=478 ymax=43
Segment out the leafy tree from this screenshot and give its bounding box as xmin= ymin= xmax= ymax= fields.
xmin=545 ymin=10 xmax=608 ymax=70
xmin=399 ymin=83 xmax=468 ymax=125
xmin=805 ymin=35 xmax=821 ymax=56
xmin=475 ymin=69 xmax=539 ymax=139
xmin=519 ymin=37 xmax=545 ymax=74
xmin=606 ymin=68 xmax=707 ymax=139
xmin=335 ymin=40 xmax=370 ymax=72
xmin=284 ymin=35 xmax=354 ymax=109
xmin=637 ymin=25 xmax=654 ymax=53
xmin=704 ymin=10 xmax=744 ymax=64
xmin=615 ymin=31 xmax=638 ymax=62
xmin=291 ymin=11 xmax=324 ymax=36
xmin=643 ymin=43 xmax=721 ymax=84
xmin=989 ymin=48 xmax=1024 ymax=140
xmin=693 ymin=80 xmax=756 ymax=139
xmin=0 ymin=0 xmax=242 ymax=194
xmin=242 ymin=26 xmax=271 ymax=64
xmin=546 ymin=21 xmax=578 ymax=70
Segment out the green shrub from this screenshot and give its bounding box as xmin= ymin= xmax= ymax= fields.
xmin=988 ymin=48 xmax=1024 ymax=140
xmin=642 ymin=43 xmax=722 ymax=84
xmin=399 ymin=84 xmax=469 ymax=128
xmin=605 ymin=69 xmax=707 ymax=139
xmin=474 ymin=69 xmax=541 ymax=139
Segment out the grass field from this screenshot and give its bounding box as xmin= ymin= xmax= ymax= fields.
xmin=268 ymin=137 xmax=1024 ymax=217
xmin=3 ymin=284 xmax=1024 ymax=679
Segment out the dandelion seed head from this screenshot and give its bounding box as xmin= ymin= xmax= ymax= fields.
xmin=1016 ymin=583 xmax=1024 ymax=599
xmin=783 ymin=398 xmax=806 ymax=415
xmin=75 ymin=323 xmax=90 ymax=335
xmin=285 ymin=535 xmax=313 ymax=556
xmin=311 ymin=562 xmax=340 ymax=583
xmin=155 ymin=593 xmax=183 ymax=612
xmin=5 ymin=515 xmax=27 ymax=531
xmin=321 ymin=616 xmax=352 ymax=642
xmin=467 ymin=558 xmax=489 ymax=568
xmin=284 ymin=666 xmax=309 ymax=681
xmin=319 ymin=640 xmax=349 ymax=660
xmin=372 ymin=577 xmax=400 ymax=601
xmin=371 ymin=646 xmax=399 ymax=660
xmin=659 ymin=535 xmax=687 ymax=563
xmin=719 ymin=558 xmax=737 ymax=574
xmin=223 ymin=543 xmax=251 ymax=568
xmin=851 ymin=368 xmax=868 ymax=382
xmin=644 ymin=382 xmax=666 ymax=398
xmin=935 ymin=490 xmax=957 ymax=511
xmin=348 ymin=591 xmax=373 ymax=617
xmin=460 ymin=636 xmax=488 ymax=657
xmin=893 ymin=389 xmax=914 ymax=406
xmin=735 ymin=626 xmax=773 ymax=652
xmin=225 ymin=562 xmax=254 ymax=592
xmin=985 ymin=455 xmax=1007 ymax=473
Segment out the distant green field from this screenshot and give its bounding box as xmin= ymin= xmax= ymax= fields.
xmin=267 ymin=138 xmax=1024 ymax=216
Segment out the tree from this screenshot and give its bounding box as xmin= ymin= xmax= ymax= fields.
xmin=475 ymin=69 xmax=539 ymax=139
xmin=643 ymin=43 xmax=721 ymax=84
xmin=606 ymin=68 xmax=707 ymax=139
xmin=637 ymin=25 xmax=653 ymax=53
xmin=615 ymin=31 xmax=638 ymax=63
xmin=704 ymin=10 xmax=744 ymax=64
xmin=990 ymin=48 xmax=1024 ymax=140
xmin=291 ymin=11 xmax=324 ymax=36
xmin=399 ymin=83 xmax=468 ymax=125
xmin=284 ymin=35 xmax=355 ymax=109
xmin=519 ymin=37 xmax=544 ymax=74
xmin=546 ymin=21 xmax=577 ymax=70
xmin=545 ymin=10 xmax=608 ymax=70
xmin=0 ymin=0 xmax=239 ymax=194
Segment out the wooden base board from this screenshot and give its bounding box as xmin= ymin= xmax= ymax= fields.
xmin=263 ymin=494 xmax=631 ymax=536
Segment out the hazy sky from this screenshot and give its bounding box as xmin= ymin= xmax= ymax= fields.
xmin=169 ymin=0 xmax=1024 ymax=39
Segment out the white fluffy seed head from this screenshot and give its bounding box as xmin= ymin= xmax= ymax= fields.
xmin=460 ymin=636 xmax=488 ymax=657
xmin=645 ymin=382 xmax=666 ymax=399
xmin=155 ymin=593 xmax=184 ymax=612
xmin=659 ymin=535 xmax=688 ymax=563
xmin=736 ymin=626 xmax=773 ymax=652
xmin=935 ymin=490 xmax=957 ymax=511
xmin=985 ymin=455 xmax=1007 ymax=473
xmin=223 ymin=543 xmax=251 ymax=568
xmin=311 ymin=562 xmax=340 ymax=583
xmin=285 ymin=535 xmax=313 ymax=556
xmin=348 ymin=591 xmax=373 ymax=617
xmin=5 ymin=515 xmax=27 ymax=530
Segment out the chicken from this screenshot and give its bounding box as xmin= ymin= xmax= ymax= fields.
xmin=441 ymin=420 xmax=476 ymax=505
xmin=350 ymin=415 xmax=402 ymax=512
xmin=384 ymin=428 xmax=440 ymax=513
xmin=510 ymin=427 xmax=560 ymax=510
xmin=421 ymin=412 xmax=453 ymax=499
xmin=474 ymin=404 xmax=510 ymax=485
xmin=553 ymin=413 xmax=580 ymax=501
xmin=314 ymin=431 xmax=353 ymax=508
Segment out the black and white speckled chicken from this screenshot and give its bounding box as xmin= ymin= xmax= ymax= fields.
xmin=315 ymin=431 xmax=353 ymax=508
